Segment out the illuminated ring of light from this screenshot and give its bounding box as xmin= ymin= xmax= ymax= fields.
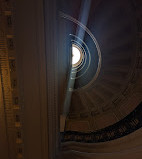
xmin=70 ymin=35 xmax=88 ymax=72
xmin=71 ymin=44 xmax=85 ymax=70
xmin=71 ymin=45 xmax=85 ymax=73
xmin=70 ymin=36 xmax=91 ymax=79
xmin=71 ymin=40 xmax=87 ymax=73
xmin=71 ymin=42 xmax=88 ymax=75
xmin=71 ymin=35 xmax=91 ymax=79
xmin=71 ymin=40 xmax=86 ymax=70
xmin=71 ymin=42 xmax=86 ymax=73
xmin=72 ymin=44 xmax=83 ymax=67
xmin=71 ymin=36 xmax=89 ymax=70
xmin=59 ymin=12 xmax=102 ymax=91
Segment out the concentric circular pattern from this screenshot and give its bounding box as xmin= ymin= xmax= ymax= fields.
xmin=60 ymin=12 xmax=102 ymax=91
xmin=59 ymin=0 xmax=142 ymax=138
xmin=71 ymin=38 xmax=87 ymax=72
xmin=70 ymin=35 xmax=91 ymax=81
xmin=72 ymin=44 xmax=83 ymax=67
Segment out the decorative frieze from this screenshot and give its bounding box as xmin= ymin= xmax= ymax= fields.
xmin=61 ymin=101 xmax=142 ymax=143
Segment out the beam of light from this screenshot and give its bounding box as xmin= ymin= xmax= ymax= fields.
xmin=61 ymin=1 xmax=92 ymax=129
xmin=63 ymin=69 xmax=77 ymax=116
xmin=76 ymin=0 xmax=92 ymax=43
xmin=59 ymin=12 xmax=102 ymax=90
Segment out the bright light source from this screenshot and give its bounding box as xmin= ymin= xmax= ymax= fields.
xmin=72 ymin=46 xmax=81 ymax=65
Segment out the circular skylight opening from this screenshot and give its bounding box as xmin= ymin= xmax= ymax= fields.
xmin=72 ymin=45 xmax=82 ymax=67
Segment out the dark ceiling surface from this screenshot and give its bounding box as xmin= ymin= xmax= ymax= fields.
xmin=58 ymin=0 xmax=142 ymax=134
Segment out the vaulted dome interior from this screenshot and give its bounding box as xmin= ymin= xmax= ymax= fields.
xmin=58 ymin=0 xmax=142 ymax=144
xmin=1 ymin=0 xmax=142 ymax=158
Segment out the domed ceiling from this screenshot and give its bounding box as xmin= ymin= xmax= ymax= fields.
xmin=58 ymin=0 xmax=142 ymax=142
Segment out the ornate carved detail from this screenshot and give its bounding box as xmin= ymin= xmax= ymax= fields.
xmin=61 ymin=101 xmax=142 ymax=143
xmin=7 ymin=38 xmax=14 ymax=50
xmin=7 ymin=15 xmax=12 ymax=27
xmin=9 ymin=59 xmax=16 ymax=72
xmin=0 ymin=0 xmax=24 ymax=158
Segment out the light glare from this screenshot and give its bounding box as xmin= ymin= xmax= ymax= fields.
xmin=72 ymin=46 xmax=81 ymax=65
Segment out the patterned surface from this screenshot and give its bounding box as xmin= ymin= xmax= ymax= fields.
xmin=59 ymin=0 xmax=142 ymax=132
xmin=61 ymin=101 xmax=142 ymax=143
xmin=0 ymin=0 xmax=24 ymax=158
